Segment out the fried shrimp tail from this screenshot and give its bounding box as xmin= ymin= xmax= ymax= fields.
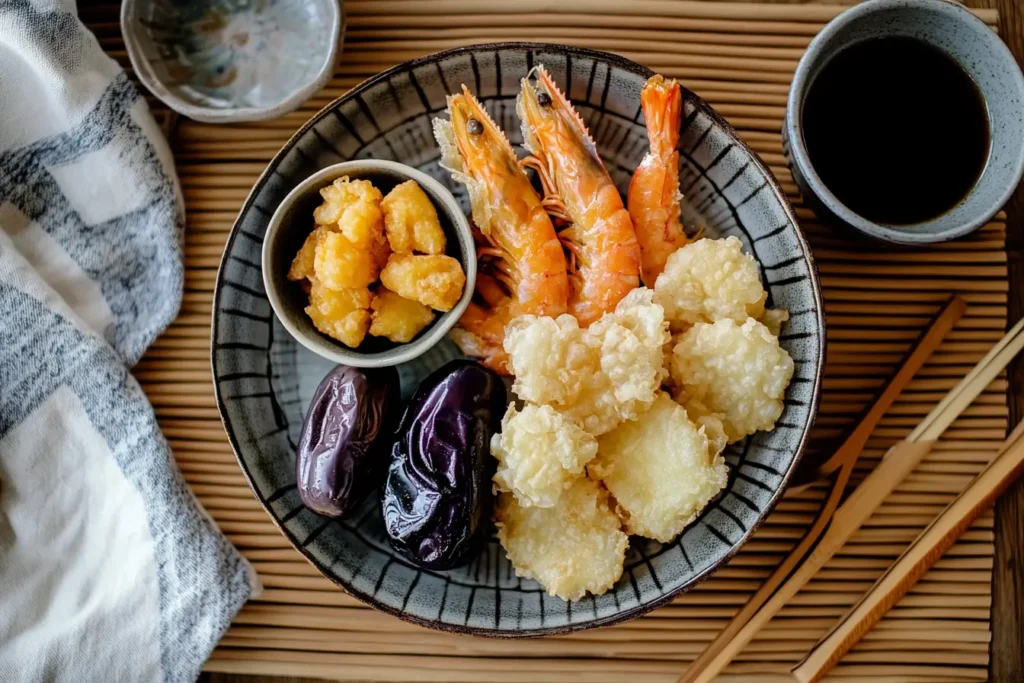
xmin=628 ymin=74 xmax=691 ymax=286
xmin=518 ymin=66 xmax=641 ymax=327
xmin=433 ymin=86 xmax=569 ymax=373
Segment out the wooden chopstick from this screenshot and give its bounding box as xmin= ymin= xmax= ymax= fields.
xmin=792 ymin=420 xmax=1024 ymax=683
xmin=676 ymin=296 xmax=966 ymax=683
xmin=810 ymin=297 xmax=970 ymax=481
xmin=908 ymin=315 xmax=1024 ymax=443
xmin=677 ymin=307 xmax=1024 ymax=683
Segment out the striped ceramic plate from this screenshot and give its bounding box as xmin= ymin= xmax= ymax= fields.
xmin=212 ymin=43 xmax=824 ymax=636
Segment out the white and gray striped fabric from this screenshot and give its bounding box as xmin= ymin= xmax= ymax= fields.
xmin=0 ymin=1 xmax=255 ymax=680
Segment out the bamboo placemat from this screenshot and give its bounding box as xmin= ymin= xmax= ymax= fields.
xmin=86 ymin=1 xmax=1007 ymax=681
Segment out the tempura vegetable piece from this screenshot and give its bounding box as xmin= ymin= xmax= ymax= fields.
xmin=495 ymin=477 xmax=627 ymax=600
xmin=288 ymin=228 xmax=320 ymax=282
xmin=491 ymin=404 xmax=598 ymax=508
xmin=305 ymin=281 xmax=371 ymax=348
xmin=504 ymin=314 xmax=592 ymax=409
xmin=314 ymin=176 xmax=385 ymax=246
xmin=503 ymin=288 xmax=668 ymax=436
xmin=670 ymin=318 xmax=794 ymax=443
xmin=590 ymin=393 xmax=729 ymax=542
xmin=653 ymin=236 xmax=766 ymax=332
xmin=314 ymin=230 xmax=383 ymax=290
xmin=369 ymin=288 xmax=435 ymax=343
xmin=380 ymin=253 xmax=466 ymax=312
xmin=589 ymin=287 xmax=670 ymax=391
xmin=381 ymin=180 xmax=447 ymax=254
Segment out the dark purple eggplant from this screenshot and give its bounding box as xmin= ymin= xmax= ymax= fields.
xmin=296 ymin=365 xmax=400 ymax=518
xmin=382 ymin=360 xmax=506 ymax=569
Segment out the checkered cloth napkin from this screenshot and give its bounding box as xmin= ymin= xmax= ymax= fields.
xmin=0 ymin=1 xmax=256 ymax=680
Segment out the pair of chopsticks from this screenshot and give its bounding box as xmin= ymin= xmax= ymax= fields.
xmin=793 ymin=418 xmax=1024 ymax=681
xmin=678 ymin=300 xmax=1024 ymax=683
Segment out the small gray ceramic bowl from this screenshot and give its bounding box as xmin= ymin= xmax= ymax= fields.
xmin=121 ymin=0 xmax=343 ymax=123
xmin=783 ymin=0 xmax=1024 ymax=244
xmin=261 ymin=160 xmax=476 ymax=368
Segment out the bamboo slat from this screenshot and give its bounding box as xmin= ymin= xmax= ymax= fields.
xmin=76 ymin=0 xmax=1010 ymax=680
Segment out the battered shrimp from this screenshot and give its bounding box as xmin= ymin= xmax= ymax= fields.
xmin=433 ymin=86 xmax=569 ymax=373
xmin=518 ymin=66 xmax=641 ymax=327
xmin=629 ymin=75 xmax=691 ymax=286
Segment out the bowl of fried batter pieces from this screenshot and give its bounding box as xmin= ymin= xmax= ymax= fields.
xmin=262 ymin=159 xmax=476 ymax=367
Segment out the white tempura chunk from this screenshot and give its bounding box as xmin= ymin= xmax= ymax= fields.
xmin=590 ymin=393 xmax=729 ymax=542
xmin=670 ymin=318 xmax=794 ymax=443
xmin=503 ymin=288 xmax=669 ymax=436
xmin=491 ymin=404 xmax=598 ymax=508
xmin=653 ymin=236 xmax=767 ymax=332
xmin=495 ymin=477 xmax=627 ymax=601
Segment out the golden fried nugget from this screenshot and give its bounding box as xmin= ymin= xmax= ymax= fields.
xmin=495 ymin=478 xmax=627 ymax=600
xmin=314 ymin=230 xmax=382 ymax=290
xmin=313 ymin=177 xmax=385 ymax=247
xmin=379 ymin=253 xmax=466 ymax=312
xmin=305 ymin=281 xmax=371 ymax=348
xmin=370 ymin=231 xmax=392 ymax=271
xmin=591 ymin=393 xmax=728 ymax=542
xmin=382 ymin=180 xmax=447 ymax=254
xmin=368 ymin=288 xmax=435 ymax=343
xmin=288 ymin=228 xmax=320 ymax=281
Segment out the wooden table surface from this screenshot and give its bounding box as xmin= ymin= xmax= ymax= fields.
xmin=193 ymin=0 xmax=1024 ymax=681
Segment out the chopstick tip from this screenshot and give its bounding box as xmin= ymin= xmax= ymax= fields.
xmin=946 ymin=293 xmax=969 ymax=315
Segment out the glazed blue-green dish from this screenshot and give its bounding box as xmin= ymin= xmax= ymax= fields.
xmin=213 ymin=43 xmax=825 ymax=636
xmin=122 ymin=0 xmax=343 ymax=122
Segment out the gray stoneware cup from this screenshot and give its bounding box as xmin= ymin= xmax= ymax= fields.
xmin=782 ymin=0 xmax=1024 ymax=244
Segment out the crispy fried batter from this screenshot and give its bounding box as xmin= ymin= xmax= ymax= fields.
xmin=670 ymin=318 xmax=794 ymax=442
xmin=314 ymin=230 xmax=384 ymax=290
xmin=590 ymin=393 xmax=728 ymax=542
xmin=491 ymin=404 xmax=598 ymax=508
xmin=495 ymin=477 xmax=627 ymax=600
xmin=503 ymin=288 xmax=668 ymax=436
xmin=305 ymin=281 xmax=371 ymax=348
xmin=382 ymin=180 xmax=447 ymax=254
xmin=314 ymin=177 xmax=385 ymax=246
xmin=653 ymin=236 xmax=766 ymax=332
xmin=288 ymin=228 xmax=320 ymax=282
xmin=380 ymin=253 xmax=466 ymax=312
xmin=368 ymin=288 xmax=435 ymax=343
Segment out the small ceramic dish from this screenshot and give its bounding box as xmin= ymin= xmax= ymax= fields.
xmin=213 ymin=43 xmax=824 ymax=637
xmin=261 ymin=160 xmax=476 ymax=368
xmin=121 ymin=0 xmax=343 ymax=123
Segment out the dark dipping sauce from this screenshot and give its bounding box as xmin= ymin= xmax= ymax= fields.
xmin=802 ymin=36 xmax=990 ymax=225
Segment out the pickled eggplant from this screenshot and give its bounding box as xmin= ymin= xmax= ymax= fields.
xmin=296 ymin=365 xmax=400 ymax=518
xmin=382 ymin=360 xmax=506 ymax=569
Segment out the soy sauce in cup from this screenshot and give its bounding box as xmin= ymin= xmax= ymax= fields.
xmin=782 ymin=0 xmax=1024 ymax=245
xmin=802 ymin=36 xmax=990 ymax=226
